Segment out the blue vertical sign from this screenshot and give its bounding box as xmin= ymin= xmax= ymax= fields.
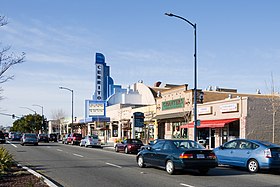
xmin=133 ymin=112 xmax=144 ymax=127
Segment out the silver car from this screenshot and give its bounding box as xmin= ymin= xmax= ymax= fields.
xmin=80 ymin=135 xmax=101 ymax=148
xmin=21 ymin=133 xmax=38 ymax=146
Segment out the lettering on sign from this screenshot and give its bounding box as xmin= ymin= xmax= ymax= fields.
xmin=162 ymin=98 xmax=185 ymax=110
xmin=220 ymin=103 xmax=238 ymax=113
xmin=89 ymin=103 xmax=105 ymax=116
xmin=198 ymin=107 xmax=212 ymax=115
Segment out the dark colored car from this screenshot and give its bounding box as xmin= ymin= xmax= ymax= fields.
xmin=11 ymin=132 xmax=22 ymax=141
xmin=48 ymin=133 xmax=58 ymax=142
xmin=136 ymin=139 xmax=218 ymax=175
xmin=21 ymin=133 xmax=38 ymax=146
xmin=38 ymin=134 xmax=49 ymax=143
xmin=67 ymin=133 xmax=82 ymax=145
xmin=0 ymin=131 xmax=6 ymax=144
xmin=214 ymin=139 xmax=280 ymax=173
xmin=115 ymin=139 xmax=144 ymax=154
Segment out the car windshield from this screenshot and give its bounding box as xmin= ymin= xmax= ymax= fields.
xmin=127 ymin=139 xmax=142 ymax=144
xmin=25 ymin=134 xmax=37 ymax=138
xmin=257 ymin=141 xmax=280 ymax=147
xmin=90 ymin=135 xmax=98 ymax=139
xmin=173 ymin=140 xmax=205 ymax=149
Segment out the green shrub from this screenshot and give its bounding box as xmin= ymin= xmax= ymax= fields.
xmin=0 ymin=146 xmax=14 ymax=174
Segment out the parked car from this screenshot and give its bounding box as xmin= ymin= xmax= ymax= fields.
xmin=0 ymin=131 xmax=6 ymax=144
xmin=80 ymin=135 xmax=102 ymax=148
xmin=214 ymin=139 xmax=280 ymax=173
xmin=136 ymin=139 xmax=218 ymax=175
xmin=48 ymin=133 xmax=58 ymax=142
xmin=62 ymin=134 xmax=70 ymax=144
xmin=38 ymin=134 xmax=49 ymax=143
xmin=67 ymin=133 xmax=82 ymax=145
xmin=115 ymin=139 xmax=144 ymax=154
xmin=21 ymin=133 xmax=38 ymax=146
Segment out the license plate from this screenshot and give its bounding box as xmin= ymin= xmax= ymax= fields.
xmin=197 ymin=154 xmax=205 ymax=158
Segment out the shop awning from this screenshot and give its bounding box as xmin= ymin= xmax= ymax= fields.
xmin=180 ymin=118 xmax=239 ymax=129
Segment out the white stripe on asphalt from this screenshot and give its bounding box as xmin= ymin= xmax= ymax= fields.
xmin=7 ymin=141 xmax=17 ymax=148
xmin=56 ymin=149 xmax=63 ymax=152
xmin=73 ymin=153 xmax=84 ymax=158
xmin=180 ymin=183 xmax=195 ymax=187
xmin=17 ymin=163 xmax=58 ymax=187
xmin=106 ymin=162 xmax=122 ymax=168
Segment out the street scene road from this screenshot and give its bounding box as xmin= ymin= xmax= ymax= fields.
xmin=3 ymin=142 xmax=280 ymax=187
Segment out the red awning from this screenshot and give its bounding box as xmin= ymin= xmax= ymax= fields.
xmin=180 ymin=118 xmax=239 ymax=129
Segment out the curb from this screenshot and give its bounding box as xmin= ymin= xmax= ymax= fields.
xmin=17 ymin=163 xmax=58 ymax=187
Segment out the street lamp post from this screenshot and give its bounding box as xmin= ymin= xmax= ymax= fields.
xmin=59 ymin=86 xmax=74 ymax=134
xmin=19 ymin=106 xmax=37 ymax=114
xmin=165 ymin=13 xmax=198 ymax=142
xmin=33 ymin=104 xmax=44 ymax=133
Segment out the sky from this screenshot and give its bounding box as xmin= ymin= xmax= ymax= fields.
xmin=1 ymin=1 xmax=280 ymax=127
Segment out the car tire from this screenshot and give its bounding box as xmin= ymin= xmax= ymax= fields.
xmin=137 ymin=155 xmax=146 ymax=168
xmin=115 ymin=146 xmax=119 ymax=152
xmin=166 ymin=160 xmax=175 ymax=175
xmin=198 ymin=169 xmax=209 ymax=175
xmin=125 ymin=147 xmax=129 ymax=154
xmin=247 ymin=159 xmax=259 ymax=173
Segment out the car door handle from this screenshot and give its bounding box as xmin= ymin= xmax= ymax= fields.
xmin=247 ymin=151 xmax=250 ymax=154
xmin=230 ymin=151 xmax=234 ymax=154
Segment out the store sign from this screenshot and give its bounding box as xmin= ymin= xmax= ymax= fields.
xmin=198 ymin=107 xmax=212 ymax=115
xmin=133 ymin=112 xmax=144 ymax=127
xmin=220 ymin=103 xmax=238 ymax=113
xmin=162 ymin=98 xmax=185 ymax=110
xmin=89 ymin=102 xmax=105 ymax=116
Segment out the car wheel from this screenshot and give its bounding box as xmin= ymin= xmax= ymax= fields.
xmin=137 ymin=155 xmax=146 ymax=168
xmin=166 ymin=160 xmax=175 ymax=175
xmin=115 ymin=146 xmax=119 ymax=152
xmin=198 ymin=169 xmax=209 ymax=175
xmin=21 ymin=143 xmax=24 ymax=146
xmin=247 ymin=159 xmax=259 ymax=173
xmin=125 ymin=147 xmax=129 ymax=154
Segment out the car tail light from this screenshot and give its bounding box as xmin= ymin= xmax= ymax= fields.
xmin=207 ymin=153 xmax=216 ymax=159
xmin=264 ymin=149 xmax=272 ymax=158
xmin=180 ymin=153 xmax=193 ymax=158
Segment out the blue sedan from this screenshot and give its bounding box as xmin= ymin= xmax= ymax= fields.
xmin=136 ymin=139 xmax=218 ymax=175
xmin=214 ymin=139 xmax=280 ymax=173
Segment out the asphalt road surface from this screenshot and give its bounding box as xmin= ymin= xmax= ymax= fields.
xmin=2 ymin=141 xmax=280 ymax=187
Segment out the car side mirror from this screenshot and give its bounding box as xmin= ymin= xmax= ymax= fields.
xmin=220 ymin=145 xmax=225 ymax=150
xmin=147 ymin=146 xmax=152 ymax=151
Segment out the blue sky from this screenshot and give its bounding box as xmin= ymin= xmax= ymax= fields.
xmin=1 ymin=1 xmax=280 ymax=127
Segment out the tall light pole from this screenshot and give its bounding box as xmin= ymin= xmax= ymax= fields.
xmin=33 ymin=104 xmax=44 ymax=133
xmin=19 ymin=106 xmax=37 ymax=114
xmin=165 ymin=13 xmax=198 ymax=141
xmin=59 ymin=86 xmax=74 ymax=134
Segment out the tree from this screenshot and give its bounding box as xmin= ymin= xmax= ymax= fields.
xmin=0 ymin=15 xmax=25 ymax=100
xmin=11 ymin=114 xmax=43 ymax=133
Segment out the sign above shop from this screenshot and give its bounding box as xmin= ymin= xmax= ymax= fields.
xmin=198 ymin=107 xmax=212 ymax=115
xmin=220 ymin=103 xmax=238 ymax=113
xmin=162 ymin=98 xmax=185 ymax=110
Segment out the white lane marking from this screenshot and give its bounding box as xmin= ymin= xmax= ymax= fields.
xmin=73 ymin=153 xmax=84 ymax=158
xmin=56 ymin=149 xmax=63 ymax=152
xmin=17 ymin=163 xmax=58 ymax=187
xmin=7 ymin=141 xmax=17 ymax=148
xmin=180 ymin=183 xmax=195 ymax=187
xmin=106 ymin=162 xmax=122 ymax=168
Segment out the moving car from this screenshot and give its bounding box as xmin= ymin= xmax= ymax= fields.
xmin=115 ymin=139 xmax=144 ymax=154
xmin=80 ymin=135 xmax=101 ymax=148
xmin=66 ymin=133 xmax=82 ymax=145
xmin=38 ymin=134 xmax=49 ymax=143
xmin=214 ymin=139 xmax=280 ymax=173
xmin=21 ymin=133 xmax=38 ymax=146
xmin=136 ymin=139 xmax=218 ymax=175
xmin=10 ymin=132 xmax=22 ymax=141
xmin=0 ymin=131 xmax=6 ymax=144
